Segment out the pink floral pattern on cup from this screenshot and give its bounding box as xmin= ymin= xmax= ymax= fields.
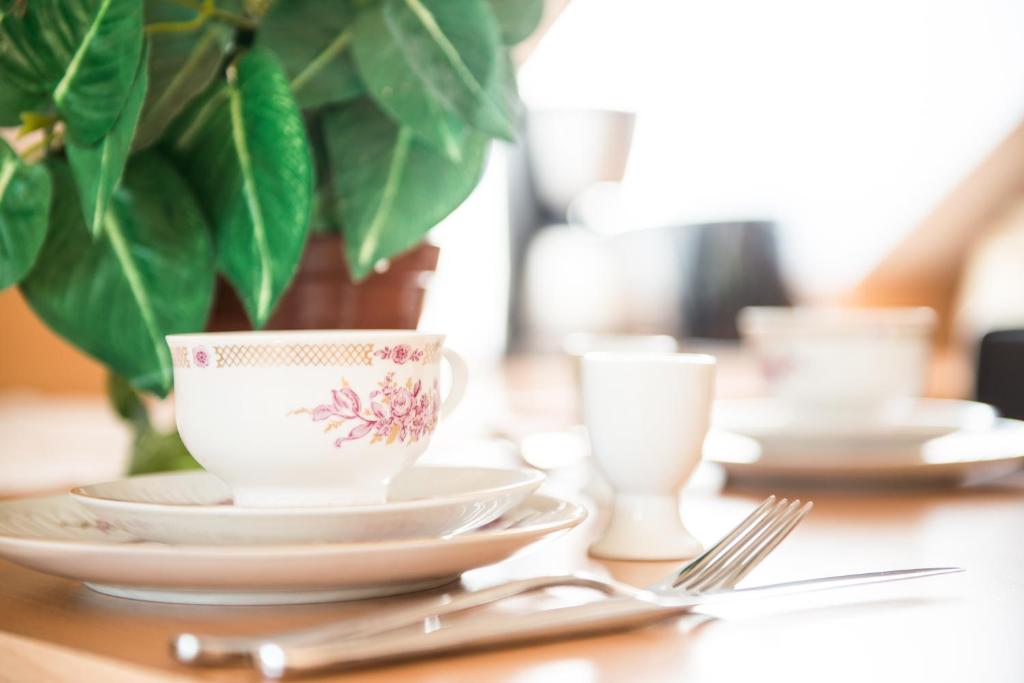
xmin=374 ymin=344 xmax=424 ymax=365
xmin=292 ymin=372 xmax=441 ymax=448
xmin=192 ymin=345 xmax=212 ymax=368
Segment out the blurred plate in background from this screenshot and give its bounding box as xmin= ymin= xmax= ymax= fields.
xmin=713 ymin=397 xmax=998 ymax=459
xmin=704 ymin=418 xmax=1024 ymax=487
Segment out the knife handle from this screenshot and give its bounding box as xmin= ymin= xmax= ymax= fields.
xmin=256 ymin=596 xmax=683 ymax=678
xmin=177 ymin=574 xmax=632 ymax=666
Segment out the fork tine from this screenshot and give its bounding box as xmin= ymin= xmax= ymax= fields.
xmin=676 ymin=498 xmax=791 ymax=592
xmin=700 ymin=499 xmax=802 ymax=589
xmin=686 ymin=499 xmax=802 ymax=593
xmin=720 ymin=501 xmax=813 ymax=589
xmin=662 ymin=496 xmax=776 ymax=589
xmin=688 ymin=499 xmax=810 ymax=593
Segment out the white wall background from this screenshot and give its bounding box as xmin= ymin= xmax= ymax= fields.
xmin=519 ymin=0 xmax=1024 ymax=296
xmin=419 ymin=146 xmax=510 ymax=366
xmin=422 ymin=0 xmax=1024 ymax=364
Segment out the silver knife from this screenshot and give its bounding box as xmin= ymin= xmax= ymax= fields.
xmin=256 ymin=567 xmax=962 ymax=678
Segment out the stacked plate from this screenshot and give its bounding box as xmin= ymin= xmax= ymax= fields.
xmin=707 ymin=398 xmax=1024 ymax=486
xmin=0 ymin=466 xmax=586 ymax=605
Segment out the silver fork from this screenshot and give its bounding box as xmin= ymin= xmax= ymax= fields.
xmin=258 ymin=566 xmax=962 ymax=677
xmin=175 ymin=495 xmax=810 ymax=665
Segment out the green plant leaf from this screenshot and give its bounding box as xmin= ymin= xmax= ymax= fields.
xmin=129 ymin=426 xmax=201 ymax=475
xmin=0 ymin=81 xmax=48 ymax=128
xmin=489 ymin=0 xmax=543 ymax=45
xmin=257 ymin=0 xmax=364 ymax=110
xmin=324 ymin=98 xmax=488 ymax=280
xmin=487 ymin=52 xmax=522 ymax=135
xmin=165 ymin=48 xmax=313 ymax=328
xmin=351 ymin=0 xmax=510 ymax=159
xmin=107 ymin=371 xmax=150 ymax=431
xmin=305 ymin=109 xmax=341 ymax=233
xmin=0 ymin=8 xmax=51 ymax=126
xmin=0 ymin=139 xmax=52 ymax=290
xmin=66 ymin=40 xmax=149 ymax=237
xmin=20 ymin=154 xmax=214 ymax=396
xmin=132 ymin=1 xmax=230 ymax=150
xmin=0 ymin=0 xmax=144 ymax=144
xmin=107 ymin=370 xmax=201 ymax=474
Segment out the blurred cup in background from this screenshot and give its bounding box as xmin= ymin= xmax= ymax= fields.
xmin=738 ymin=306 xmax=936 ymax=424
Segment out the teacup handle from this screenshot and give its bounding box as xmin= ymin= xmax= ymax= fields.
xmin=440 ymin=348 xmax=468 ymax=418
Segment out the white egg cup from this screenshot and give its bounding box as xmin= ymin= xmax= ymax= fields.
xmin=582 ymin=352 xmax=716 ymax=560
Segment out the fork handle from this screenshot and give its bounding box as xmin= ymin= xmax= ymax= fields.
xmin=256 ymin=596 xmax=679 ymax=678
xmin=177 ymin=574 xmax=627 ymax=665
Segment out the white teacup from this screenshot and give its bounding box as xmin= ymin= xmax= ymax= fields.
xmin=166 ymin=330 xmax=467 ymax=507
xmin=738 ymin=306 xmax=936 ymax=424
xmin=583 ymin=351 xmax=716 ymax=560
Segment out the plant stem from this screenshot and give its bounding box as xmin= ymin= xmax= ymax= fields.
xmin=210 ymin=8 xmax=257 ymax=29
xmin=18 ymin=123 xmax=60 ymax=163
xmin=150 ymin=0 xmax=256 ymax=33
xmin=290 ymin=28 xmax=353 ymax=95
xmin=17 ymin=137 xmax=47 ymax=162
xmin=17 ymin=111 xmax=58 ymax=137
xmin=146 ymin=14 xmax=209 ymax=34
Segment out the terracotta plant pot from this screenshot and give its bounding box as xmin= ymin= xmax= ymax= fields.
xmin=207 ymin=235 xmax=440 ymax=331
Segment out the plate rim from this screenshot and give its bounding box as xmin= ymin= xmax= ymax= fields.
xmin=0 ymin=493 xmax=588 ymax=555
xmin=708 ymin=451 xmax=1024 ymax=473
xmin=705 ymin=417 xmax=1024 ymax=475
xmin=712 ymin=396 xmax=998 ymax=439
xmin=69 ymin=465 xmax=546 ymax=517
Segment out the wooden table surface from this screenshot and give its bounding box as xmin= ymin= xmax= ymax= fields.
xmin=3 ymin=470 xmax=1022 ymax=683
xmin=1 ymin=356 xmax=1022 ymax=682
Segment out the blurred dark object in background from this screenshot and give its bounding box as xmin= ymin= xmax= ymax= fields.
xmin=682 ymin=221 xmax=791 ymax=339
xmin=976 ymin=330 xmax=1024 ymax=419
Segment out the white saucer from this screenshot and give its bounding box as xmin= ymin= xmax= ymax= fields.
xmin=70 ymin=466 xmax=545 ymax=545
xmin=704 ymin=419 xmax=1024 ymax=486
xmin=713 ymin=398 xmax=998 ymax=457
xmin=0 ymin=493 xmax=585 ymax=604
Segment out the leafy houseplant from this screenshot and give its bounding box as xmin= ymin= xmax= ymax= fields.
xmin=0 ymin=0 xmax=542 ymax=470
